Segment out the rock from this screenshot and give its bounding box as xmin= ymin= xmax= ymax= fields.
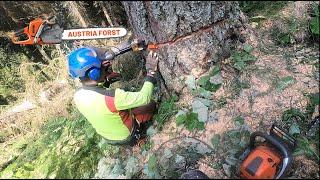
xmin=195 ymin=143 xmax=212 ymax=154
xmin=185 ymin=75 xmax=197 ymax=90
xmin=195 ymin=97 xmax=213 ymax=107
xmin=222 ymin=163 xmax=231 ymax=177
xmin=251 ymin=89 xmax=260 ymax=98
xmin=210 ymin=73 xmax=223 ymax=85
xmin=174 ymin=154 xmax=186 ymax=170
xmin=199 ymin=88 xmax=213 ymax=99
xmin=164 ymin=149 xmax=173 ymax=159
xmin=208 ymin=111 xmax=219 ymax=122
xmin=175 ymin=109 xmax=188 ymax=118
xmin=146 ymin=126 xmax=157 ymax=137
xmin=289 ymin=122 xmax=300 ymax=135
xmin=95 ymin=157 xmax=114 ymax=178
xmin=192 ymin=99 xmax=208 ymax=122
xmin=110 ymin=159 xmax=125 ymax=178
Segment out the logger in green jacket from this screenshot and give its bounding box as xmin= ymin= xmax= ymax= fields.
xmin=67 ymin=43 xmax=159 ymax=146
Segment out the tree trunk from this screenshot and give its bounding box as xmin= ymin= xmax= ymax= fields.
xmin=122 ymin=1 xmax=246 ymax=94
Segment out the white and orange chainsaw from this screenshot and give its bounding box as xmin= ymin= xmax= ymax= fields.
xmin=11 ymin=16 xmax=128 ymax=45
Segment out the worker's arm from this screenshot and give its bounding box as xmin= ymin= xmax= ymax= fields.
xmin=104 ymin=51 xmax=159 ymax=112
xmin=114 ymin=76 xmax=156 ymax=110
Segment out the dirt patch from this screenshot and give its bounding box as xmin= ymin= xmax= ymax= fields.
xmin=291 ymin=156 xmax=320 ymax=178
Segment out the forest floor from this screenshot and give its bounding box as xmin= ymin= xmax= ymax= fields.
xmin=142 ymin=1 xmax=320 ymax=178
xmin=0 ymin=1 xmax=319 ymax=179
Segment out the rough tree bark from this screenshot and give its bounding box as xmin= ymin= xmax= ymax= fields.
xmin=122 ymin=1 xmax=246 ymax=94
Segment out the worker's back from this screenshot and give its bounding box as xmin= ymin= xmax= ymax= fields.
xmin=74 ymin=87 xmax=131 ymax=141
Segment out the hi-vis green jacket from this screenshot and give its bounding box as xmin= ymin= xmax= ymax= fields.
xmin=74 ymin=77 xmax=156 ymax=141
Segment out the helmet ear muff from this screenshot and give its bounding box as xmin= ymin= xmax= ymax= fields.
xmin=87 ymin=67 xmax=101 ymax=81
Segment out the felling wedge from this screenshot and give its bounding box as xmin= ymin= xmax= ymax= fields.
xmin=11 ymin=17 xmax=127 ymax=45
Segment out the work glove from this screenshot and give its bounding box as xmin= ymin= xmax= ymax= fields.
xmin=145 ymin=50 xmax=159 ymax=76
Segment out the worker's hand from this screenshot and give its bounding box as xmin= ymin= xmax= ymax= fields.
xmin=146 ymin=50 xmax=159 ymax=75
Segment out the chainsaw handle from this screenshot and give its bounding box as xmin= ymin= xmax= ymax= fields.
xmin=12 ymin=28 xmax=33 ymax=45
xmin=103 ymin=45 xmax=132 ymax=61
xmin=14 ymin=29 xmax=24 ymax=36
xmin=249 ymin=132 xmax=292 ymax=179
xmin=103 ymin=39 xmax=148 ymax=61
xmin=102 ymin=39 xmax=158 ymax=62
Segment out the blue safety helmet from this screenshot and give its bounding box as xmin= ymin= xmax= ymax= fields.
xmin=67 ymin=47 xmax=102 ymax=81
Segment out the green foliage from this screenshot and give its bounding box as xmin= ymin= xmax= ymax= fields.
xmin=211 ymin=125 xmax=251 ymax=178
xmin=282 ymin=108 xmax=306 ymax=125
xmin=176 ymin=112 xmax=205 ymax=131
xmin=0 ymin=48 xmax=26 ymax=105
xmin=187 ymin=65 xmax=221 ymax=98
xmin=310 ymin=3 xmax=320 ymax=35
xmin=294 ymin=137 xmax=319 ymax=161
xmin=152 ymin=138 xmax=211 ymax=179
xmin=239 ymin=1 xmax=288 ymax=18
xmin=0 ymin=111 xmax=112 ymax=179
xmin=143 ymin=154 xmax=161 ymax=179
xmin=141 ymin=140 xmax=153 ymax=152
xmin=216 ymin=97 xmax=227 ymax=109
xmin=229 ymin=78 xmax=251 ymax=98
xmin=209 ymin=65 xmax=221 ymax=76
xmin=197 ymin=75 xmax=221 ymax=92
xmin=197 ymin=65 xmax=222 ymax=92
xmin=281 ymin=107 xmax=319 ymax=161
xmin=281 ymin=108 xmax=306 ymax=133
xmin=211 ymin=134 xmax=221 ymax=148
xmin=233 ymin=116 xmax=245 ymax=126
xmin=305 ymin=93 xmax=319 ymax=118
xmin=277 ymin=32 xmax=292 ymax=45
xmin=276 ymin=76 xmax=295 ymax=91
xmin=270 ymin=16 xmax=301 ymax=46
xmin=154 ymin=95 xmax=179 ymax=130
xmin=231 ymin=44 xmax=257 ymax=71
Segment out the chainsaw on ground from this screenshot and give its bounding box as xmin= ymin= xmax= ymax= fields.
xmin=11 ymin=16 xmax=159 ymax=50
xmin=239 ymin=124 xmax=296 ymax=179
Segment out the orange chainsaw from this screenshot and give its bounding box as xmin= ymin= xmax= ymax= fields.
xmin=239 ymin=124 xmax=296 ymax=179
xmin=11 ymin=17 xmax=159 ymax=50
xmin=12 ymin=16 xmax=63 ymax=45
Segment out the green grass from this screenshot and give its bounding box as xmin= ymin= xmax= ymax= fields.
xmin=153 ymin=95 xmax=179 ymax=130
xmin=310 ymin=3 xmax=320 ymax=36
xmin=0 ymin=110 xmax=118 ymax=179
xmin=0 ymin=48 xmax=26 ymax=106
